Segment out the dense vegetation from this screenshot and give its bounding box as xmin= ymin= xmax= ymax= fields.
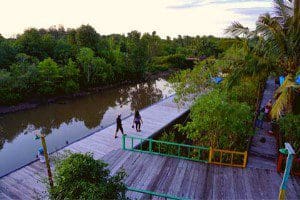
xmin=50 ymin=153 xmax=126 ymax=200
xmin=170 ymin=0 xmax=300 ymax=151
xmin=0 ymin=26 xmax=236 ymax=105
xmin=171 ymin=52 xmax=265 ymax=151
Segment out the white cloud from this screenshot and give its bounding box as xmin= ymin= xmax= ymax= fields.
xmin=0 ymin=0 xmax=272 ymax=38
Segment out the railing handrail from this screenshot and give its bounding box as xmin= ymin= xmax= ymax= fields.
xmin=127 ymin=187 xmax=189 ymax=200
xmin=122 ymin=135 xmax=248 ymax=168
xmin=211 ymin=148 xmax=247 ymax=155
xmin=124 ymin=135 xmax=210 ymax=150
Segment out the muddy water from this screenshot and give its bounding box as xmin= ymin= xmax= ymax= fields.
xmin=0 ymin=78 xmax=173 ymax=177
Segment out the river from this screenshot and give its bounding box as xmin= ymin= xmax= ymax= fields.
xmin=0 ymin=78 xmax=173 ymax=177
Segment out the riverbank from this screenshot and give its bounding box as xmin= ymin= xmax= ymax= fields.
xmin=0 ymin=69 xmax=176 ymax=115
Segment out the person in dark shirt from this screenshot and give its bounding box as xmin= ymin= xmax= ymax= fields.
xmin=114 ymin=114 xmax=125 ymax=138
xmin=132 ymin=110 xmax=143 ymax=132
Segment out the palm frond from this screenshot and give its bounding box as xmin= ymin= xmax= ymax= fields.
xmin=225 ymin=22 xmax=252 ymax=38
xmin=256 ymin=13 xmax=288 ymax=55
xmin=273 ymin=0 xmax=293 ymax=23
xmin=271 ymin=74 xmax=300 ymax=119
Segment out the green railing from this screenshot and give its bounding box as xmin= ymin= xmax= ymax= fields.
xmin=122 ymin=135 xmax=210 ymax=163
xmin=127 ymin=187 xmax=189 ymax=200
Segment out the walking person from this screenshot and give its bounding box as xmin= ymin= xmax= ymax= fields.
xmin=114 ymin=114 xmax=126 ymax=138
xmin=132 ymin=110 xmax=143 ymax=132
xmin=256 ymin=108 xmax=265 ymax=129
xmin=264 ymin=99 xmax=272 ymax=121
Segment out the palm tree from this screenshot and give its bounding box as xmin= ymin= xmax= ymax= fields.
xmin=226 ymin=0 xmax=300 ymax=118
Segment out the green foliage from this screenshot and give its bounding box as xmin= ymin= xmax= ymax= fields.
xmin=148 ymin=64 xmax=169 ymax=73
xmin=153 ymin=54 xmax=190 ymax=69
xmin=0 ymin=25 xmax=234 ymax=105
xmin=0 ymin=40 xmax=18 ymax=69
xmin=53 ymin=39 xmax=75 ymax=65
xmin=60 ymin=59 xmax=80 ymax=94
xmin=226 ymin=76 xmax=263 ymax=110
xmin=0 ymin=70 xmax=22 ymax=104
xmin=50 ymin=153 xmax=127 ymax=200
xmin=75 ymin=25 xmax=100 ymax=51
xmin=158 ymin=132 xmax=178 ymax=154
xmin=178 ymin=90 xmax=253 ymax=150
xmin=37 ymin=58 xmax=61 ymax=96
xmin=170 ymin=58 xmax=219 ymax=104
xmin=279 ymin=114 xmax=300 ymax=150
xmin=77 ymin=47 xmax=95 ymax=85
xmin=16 ymin=28 xmax=45 ymax=59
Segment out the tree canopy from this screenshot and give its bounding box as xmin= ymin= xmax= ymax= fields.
xmin=0 ymin=25 xmax=235 ymax=105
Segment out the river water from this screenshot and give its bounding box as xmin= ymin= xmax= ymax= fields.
xmin=0 ymin=78 xmax=173 ymax=177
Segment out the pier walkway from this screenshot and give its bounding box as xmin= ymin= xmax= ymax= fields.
xmin=0 ymin=95 xmax=189 ymax=199
xmin=247 ymin=78 xmax=278 ymax=170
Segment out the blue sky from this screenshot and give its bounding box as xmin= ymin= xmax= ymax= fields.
xmin=0 ymin=0 xmax=273 ymax=38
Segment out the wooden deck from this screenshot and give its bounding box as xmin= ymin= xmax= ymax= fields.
xmin=1 ymin=78 xmax=298 ymax=199
xmin=102 ymin=149 xmax=300 ymax=200
xmin=248 ymin=78 xmax=278 ymax=170
xmin=0 ymin=95 xmax=189 ymax=199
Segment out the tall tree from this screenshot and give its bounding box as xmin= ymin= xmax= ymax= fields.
xmin=75 ymin=25 xmax=100 ymax=51
xmin=16 ymin=28 xmax=45 ymax=59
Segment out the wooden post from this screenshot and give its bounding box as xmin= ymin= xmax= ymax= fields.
xmin=243 ymin=152 xmax=248 ymax=168
xmin=277 ymin=154 xmax=284 ymax=173
xmin=208 ymin=147 xmax=213 ymax=163
xmin=40 ymin=134 xmax=54 ymax=188
xmin=279 ymin=143 xmax=295 ymax=200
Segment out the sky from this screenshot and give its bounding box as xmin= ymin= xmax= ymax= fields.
xmin=0 ymin=0 xmax=273 ymax=38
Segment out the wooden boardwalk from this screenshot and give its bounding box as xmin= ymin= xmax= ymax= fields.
xmin=248 ymin=78 xmax=278 ymax=170
xmin=102 ymin=150 xmax=300 ymax=200
xmin=0 ymin=95 xmax=189 ymax=199
xmin=1 ymin=78 xmax=298 ymax=199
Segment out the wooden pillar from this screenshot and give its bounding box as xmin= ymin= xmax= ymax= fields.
xmin=243 ymin=151 xmax=248 ymax=168
xmin=40 ymin=134 xmax=54 ymax=188
xmin=208 ymin=147 xmax=213 ymax=163
xmin=277 ymin=154 xmax=284 ymax=173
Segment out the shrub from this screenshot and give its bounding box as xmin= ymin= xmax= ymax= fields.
xmin=148 ymin=64 xmax=169 ymax=73
xmin=227 ymin=76 xmax=263 ymax=110
xmin=178 ymin=90 xmax=253 ymax=151
xmin=279 ymin=114 xmax=300 ymax=151
xmin=153 ymin=54 xmax=190 ymax=69
xmin=50 ymin=153 xmax=127 ymax=200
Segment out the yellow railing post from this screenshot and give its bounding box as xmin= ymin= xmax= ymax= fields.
xmin=243 ymin=151 xmax=248 ymax=168
xmin=208 ymin=147 xmax=213 ymax=163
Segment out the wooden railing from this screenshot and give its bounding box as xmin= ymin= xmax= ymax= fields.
xmin=127 ymin=187 xmax=189 ymax=200
xmin=122 ymin=135 xmax=210 ymax=163
xmin=122 ymin=135 xmax=248 ymax=168
xmin=209 ymin=148 xmax=248 ymax=168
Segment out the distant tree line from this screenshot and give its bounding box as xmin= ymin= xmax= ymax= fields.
xmin=0 ymin=25 xmax=236 ymax=105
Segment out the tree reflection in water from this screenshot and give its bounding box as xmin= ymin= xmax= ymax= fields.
xmin=0 ymin=78 xmax=169 ymax=151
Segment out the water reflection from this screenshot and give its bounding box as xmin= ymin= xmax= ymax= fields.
xmin=0 ymin=78 xmax=173 ymax=176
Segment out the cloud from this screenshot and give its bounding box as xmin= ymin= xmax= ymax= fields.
xmin=166 ymin=0 xmax=205 ymax=9
xmin=167 ymin=0 xmax=271 ymax=10
xmin=229 ymin=7 xmax=272 ymax=16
